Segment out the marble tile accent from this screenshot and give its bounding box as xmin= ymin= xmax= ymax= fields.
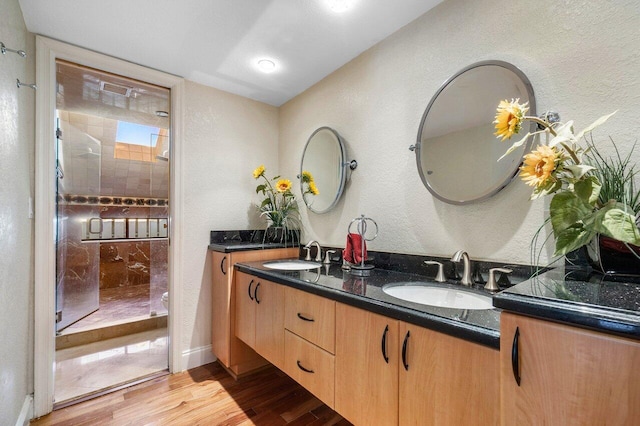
xmin=54 ymin=327 xmax=168 ymax=403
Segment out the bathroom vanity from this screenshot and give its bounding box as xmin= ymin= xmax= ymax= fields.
xmin=209 ymin=231 xmax=640 ymax=424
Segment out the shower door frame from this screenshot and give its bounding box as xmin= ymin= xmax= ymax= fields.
xmin=33 ymin=36 xmax=185 ymax=417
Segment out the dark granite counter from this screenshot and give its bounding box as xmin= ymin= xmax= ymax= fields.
xmin=208 ymin=229 xmax=293 ymax=253
xmin=236 ymin=260 xmax=501 ymax=349
xmin=493 ymin=266 xmax=640 ymax=340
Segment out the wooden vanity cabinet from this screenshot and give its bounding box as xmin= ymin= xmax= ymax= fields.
xmin=335 ymin=303 xmax=400 ymax=426
xmin=283 ymin=287 xmax=337 ymax=408
xmin=235 ymin=271 xmax=285 ymax=370
xmin=501 ymin=312 xmax=640 ymax=425
xmin=210 ymin=248 xmax=296 ymax=377
xmin=399 ymin=322 xmax=499 ymax=425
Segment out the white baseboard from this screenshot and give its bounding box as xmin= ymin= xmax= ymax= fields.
xmin=15 ymin=394 xmax=33 ymax=426
xmin=181 ymin=344 xmax=216 ymax=371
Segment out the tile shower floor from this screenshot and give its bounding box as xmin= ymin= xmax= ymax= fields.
xmin=62 ymin=284 xmax=160 ymax=333
xmin=54 ymin=327 xmax=168 ymax=403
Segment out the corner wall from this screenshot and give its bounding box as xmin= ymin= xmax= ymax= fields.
xmin=0 ymin=0 xmax=35 ymax=423
xmin=181 ymin=81 xmax=279 ymax=366
xmin=279 ymin=0 xmax=640 ymax=265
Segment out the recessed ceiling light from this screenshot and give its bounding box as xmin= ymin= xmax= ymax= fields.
xmin=257 ymin=59 xmax=277 ymax=73
xmin=155 ymin=111 xmax=169 ymax=117
xmin=325 ymin=0 xmax=355 ymax=13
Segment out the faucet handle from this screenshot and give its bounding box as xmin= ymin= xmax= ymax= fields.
xmin=423 ymin=261 xmax=446 ymax=283
xmin=323 ymin=250 xmax=336 ymax=264
xmin=485 ymin=268 xmax=512 ymax=292
xmin=303 ymin=246 xmax=311 ymax=261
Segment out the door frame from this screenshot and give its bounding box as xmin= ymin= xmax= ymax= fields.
xmin=34 ymin=36 xmax=185 ymax=417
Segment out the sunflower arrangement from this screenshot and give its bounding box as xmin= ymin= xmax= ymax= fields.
xmin=494 ymin=99 xmax=640 ymax=257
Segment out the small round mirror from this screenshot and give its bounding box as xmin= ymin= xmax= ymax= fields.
xmin=300 ymin=127 xmax=348 ymax=214
xmin=415 ymin=60 xmax=536 ymax=204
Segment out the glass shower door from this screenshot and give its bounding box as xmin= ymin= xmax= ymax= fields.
xmin=55 ymin=116 xmax=102 ymax=332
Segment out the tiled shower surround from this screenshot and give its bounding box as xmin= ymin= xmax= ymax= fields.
xmin=57 ymin=201 xmax=168 ymax=331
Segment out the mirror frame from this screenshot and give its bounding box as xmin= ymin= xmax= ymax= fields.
xmin=415 ymin=60 xmax=536 ymax=205
xmin=300 ymin=126 xmax=348 ymax=214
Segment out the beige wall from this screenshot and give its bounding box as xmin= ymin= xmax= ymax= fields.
xmin=0 ymin=0 xmax=35 ymax=422
xmin=181 ymin=81 xmax=279 ymax=360
xmin=279 ymin=0 xmax=640 ymax=265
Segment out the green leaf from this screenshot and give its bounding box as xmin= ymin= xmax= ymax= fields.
xmin=498 ymin=131 xmax=539 ymax=161
xmin=530 ymin=180 xmax=561 ymax=200
xmin=594 ymin=205 xmax=640 ymax=246
xmin=260 ymin=198 xmax=272 ymax=208
xmin=565 ymin=164 xmax=595 ymax=180
xmin=548 ymin=121 xmax=576 ymax=147
xmin=553 ymin=223 xmax=596 ymax=256
xmin=575 ymin=111 xmax=617 ymax=140
xmin=255 ymin=184 xmax=266 ymax=194
xmin=549 ymin=191 xmax=594 ymax=234
xmin=573 ymin=176 xmax=601 ymax=205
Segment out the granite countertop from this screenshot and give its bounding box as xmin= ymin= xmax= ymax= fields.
xmin=493 ymin=266 xmax=640 ymax=340
xmin=208 ymin=229 xmax=292 ymax=253
xmin=236 ymin=260 xmax=501 ymax=349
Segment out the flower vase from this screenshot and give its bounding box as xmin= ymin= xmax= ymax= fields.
xmin=586 ymin=234 xmax=640 ymax=277
xmin=265 ymin=226 xmax=284 ymax=244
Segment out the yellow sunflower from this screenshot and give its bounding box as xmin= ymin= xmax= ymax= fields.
xmin=253 ymin=165 xmax=265 ymax=179
xmin=309 ymin=181 xmax=319 ymax=195
xmin=520 ymin=145 xmax=559 ymax=188
xmin=494 ymin=99 xmax=529 ymax=141
xmin=276 ymin=179 xmax=292 ymax=193
xmin=301 ymin=171 xmax=314 ymax=183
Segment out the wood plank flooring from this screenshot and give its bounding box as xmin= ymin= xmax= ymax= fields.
xmin=31 ymin=362 xmax=352 ymax=426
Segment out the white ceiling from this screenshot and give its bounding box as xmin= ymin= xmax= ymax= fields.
xmin=19 ymin=0 xmax=443 ymax=106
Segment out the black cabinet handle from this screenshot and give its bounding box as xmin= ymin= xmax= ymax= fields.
xmin=248 ymin=280 xmax=254 ymax=301
xmin=221 ymin=256 xmax=227 ymax=275
xmin=297 ymin=360 xmax=314 ymax=374
xmin=381 ymin=325 xmax=389 ymax=363
xmin=297 ymin=313 xmax=315 ymax=322
xmin=402 ymin=330 xmax=410 ymax=371
xmin=512 ymin=327 xmax=521 ymax=386
xmin=254 ymin=282 xmax=261 ymax=304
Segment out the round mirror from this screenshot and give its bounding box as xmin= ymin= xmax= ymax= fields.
xmin=415 ymin=60 xmax=536 ymax=205
xmin=300 ymin=127 xmax=348 ymax=214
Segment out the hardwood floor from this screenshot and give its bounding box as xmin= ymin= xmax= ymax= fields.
xmin=31 ymin=362 xmax=352 ymax=426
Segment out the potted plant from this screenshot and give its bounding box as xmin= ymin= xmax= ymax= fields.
xmin=493 ymin=100 xmax=640 ymax=274
xmin=253 ymin=165 xmax=318 ymax=247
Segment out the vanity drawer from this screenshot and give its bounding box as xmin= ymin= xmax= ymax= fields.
xmin=284 ymin=330 xmax=335 ymax=408
xmin=284 ymin=286 xmax=336 ymax=354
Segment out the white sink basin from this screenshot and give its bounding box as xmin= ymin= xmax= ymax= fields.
xmin=383 ymin=284 xmax=493 ymax=310
xmin=263 ymin=260 xmax=322 ymax=271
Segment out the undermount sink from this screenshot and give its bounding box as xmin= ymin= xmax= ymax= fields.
xmin=263 ymin=260 xmax=322 ymax=271
xmin=383 ymin=283 xmax=493 ymax=310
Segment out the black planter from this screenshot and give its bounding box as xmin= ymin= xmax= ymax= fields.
xmin=587 ymin=234 xmax=640 ymax=277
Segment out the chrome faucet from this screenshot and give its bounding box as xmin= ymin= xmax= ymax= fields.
xmin=304 ymin=240 xmax=322 ymax=262
xmin=451 ymin=250 xmax=473 ymax=286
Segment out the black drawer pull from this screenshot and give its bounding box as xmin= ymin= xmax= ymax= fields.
xmin=254 ymin=282 xmax=261 ymax=304
xmin=297 ymin=313 xmax=315 ymax=322
xmin=512 ymin=327 xmax=521 ymax=386
xmin=297 ymin=360 xmax=314 ymax=374
xmin=381 ymin=325 xmax=389 ymax=363
xmin=220 ymin=256 xmax=227 ymax=275
xmin=248 ymin=280 xmax=254 ymax=300
xmin=402 ymin=330 xmax=410 ymax=371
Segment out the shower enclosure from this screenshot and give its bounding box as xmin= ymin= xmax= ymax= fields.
xmin=55 ymin=60 xmax=171 ymax=333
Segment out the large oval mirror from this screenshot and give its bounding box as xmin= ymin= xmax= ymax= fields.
xmin=300 ymin=127 xmax=348 ymax=214
xmin=415 ymin=60 xmax=536 ymax=204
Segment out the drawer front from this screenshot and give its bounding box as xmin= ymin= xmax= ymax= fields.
xmin=284 ymin=287 xmax=336 ymax=354
xmin=284 ymin=331 xmax=335 ymax=408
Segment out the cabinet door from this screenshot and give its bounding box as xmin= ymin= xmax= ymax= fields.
xmin=211 ymin=251 xmax=231 ymax=365
xmin=501 ymin=312 xmax=640 ymax=425
xmin=235 ymin=271 xmax=257 ymax=348
xmin=335 ymin=303 xmax=399 ymax=426
xmin=399 ymin=322 xmax=499 ymax=426
xmin=255 ymin=279 xmax=285 ymax=369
